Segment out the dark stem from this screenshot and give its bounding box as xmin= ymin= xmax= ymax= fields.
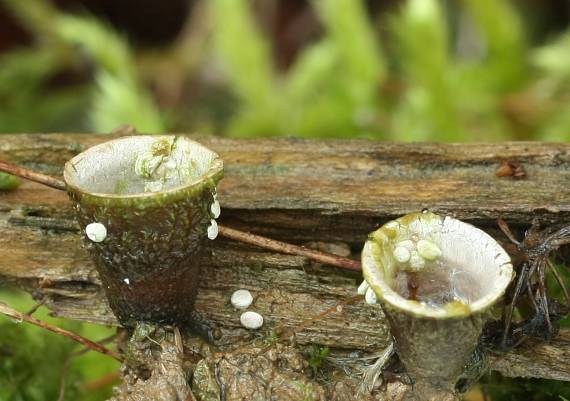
xmin=0 ymin=301 xmax=123 ymax=362
xmin=0 ymin=161 xmax=362 ymax=272
xmin=547 ymin=258 xmax=570 ymax=304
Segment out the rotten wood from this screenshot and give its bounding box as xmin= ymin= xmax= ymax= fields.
xmin=1 ymin=134 xmax=569 ymax=242
xmin=0 ymin=161 xmax=361 ymax=272
xmin=1 ymin=134 xmax=570 ymax=384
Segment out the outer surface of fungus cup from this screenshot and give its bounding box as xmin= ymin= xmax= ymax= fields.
xmin=361 ymin=212 xmax=513 ymax=401
xmin=64 ymin=136 xmax=223 ymax=327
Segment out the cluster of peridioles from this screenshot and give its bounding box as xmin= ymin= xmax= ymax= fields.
xmin=207 ymin=190 xmax=220 ymax=240
xmin=231 ymin=289 xmax=263 ymax=330
xmin=357 ymin=215 xmax=444 ymax=305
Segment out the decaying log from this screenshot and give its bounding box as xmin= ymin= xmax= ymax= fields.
xmin=1 ymin=134 xmax=570 ymax=386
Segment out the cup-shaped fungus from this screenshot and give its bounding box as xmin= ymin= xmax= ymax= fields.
xmin=64 ymin=136 xmax=223 ymax=327
xmin=361 ymin=212 xmax=513 ymax=401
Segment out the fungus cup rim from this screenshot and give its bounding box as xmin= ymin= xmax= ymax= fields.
xmin=362 ymin=212 xmax=514 ymax=319
xmin=63 ymin=135 xmax=223 ymax=207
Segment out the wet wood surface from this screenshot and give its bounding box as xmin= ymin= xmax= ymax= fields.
xmin=1 ymin=133 xmax=570 ymax=383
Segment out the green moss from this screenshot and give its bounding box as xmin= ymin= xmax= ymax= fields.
xmin=263 ymin=329 xmax=280 ymax=346
xmin=481 ymin=372 xmax=570 ymax=401
xmin=0 ymin=173 xmax=20 ymax=191
xmin=67 ymin=170 xmax=222 ymax=210
xmin=306 ymin=344 xmax=330 ymax=377
xmin=0 ymin=289 xmax=119 ymax=401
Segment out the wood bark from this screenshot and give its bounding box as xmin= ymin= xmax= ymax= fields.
xmin=1 ymin=134 xmax=570 ymax=384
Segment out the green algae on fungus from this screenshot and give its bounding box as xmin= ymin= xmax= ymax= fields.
xmin=371 ymin=212 xmax=444 ymax=274
xmin=63 ymin=135 xmax=223 ymax=327
xmin=363 ymin=212 xmax=513 ymax=318
xmin=361 ymin=212 xmax=514 ymax=399
xmin=65 ymin=135 xmax=223 ymax=209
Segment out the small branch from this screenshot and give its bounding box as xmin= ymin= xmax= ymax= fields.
xmin=0 ymin=161 xmax=362 ymax=272
xmin=26 ymin=297 xmax=46 ymax=315
xmin=218 ymin=225 xmax=361 ymax=271
xmin=0 ymin=301 xmax=123 ymax=362
xmin=0 ymin=161 xmax=65 ymax=191
xmin=547 ymin=258 xmax=570 ymax=304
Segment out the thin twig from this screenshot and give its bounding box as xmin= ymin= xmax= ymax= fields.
xmin=0 ymin=161 xmax=362 ymax=272
xmin=26 ymin=297 xmax=46 ymax=315
xmin=218 ymin=225 xmax=361 ymax=271
xmin=173 ymin=326 xmax=184 ymax=354
xmin=57 ymin=354 xmax=73 ymax=401
xmin=358 ymin=342 xmax=395 ymax=395
xmin=526 ymin=279 xmax=538 ymax=311
xmin=547 ymin=258 xmax=570 ymax=304
xmin=0 ymin=160 xmax=65 ymax=190
xmin=502 ymin=261 xmax=530 ymax=347
xmin=498 ymin=217 xmax=520 ymax=246
xmin=71 ymin=333 xmax=119 ymax=360
xmin=537 ymin=256 xmax=553 ymax=334
xmin=0 ymin=301 xmax=122 ymax=362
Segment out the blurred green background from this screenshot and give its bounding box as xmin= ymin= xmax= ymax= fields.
xmin=0 ymin=0 xmax=569 ymax=141
xmin=1 ymin=0 xmax=570 ymax=400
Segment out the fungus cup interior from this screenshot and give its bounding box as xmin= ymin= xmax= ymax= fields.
xmin=362 ymin=213 xmax=513 ymax=318
xmin=64 ymin=135 xmax=222 ymax=198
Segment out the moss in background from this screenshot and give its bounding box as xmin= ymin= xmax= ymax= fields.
xmin=0 ymin=288 xmax=119 ymax=401
xmin=481 ymin=372 xmax=570 ymax=401
xmin=1 ymin=0 xmax=570 ymax=140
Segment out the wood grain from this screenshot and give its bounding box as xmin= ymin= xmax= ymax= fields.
xmin=1 ymin=134 xmax=570 ymax=382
